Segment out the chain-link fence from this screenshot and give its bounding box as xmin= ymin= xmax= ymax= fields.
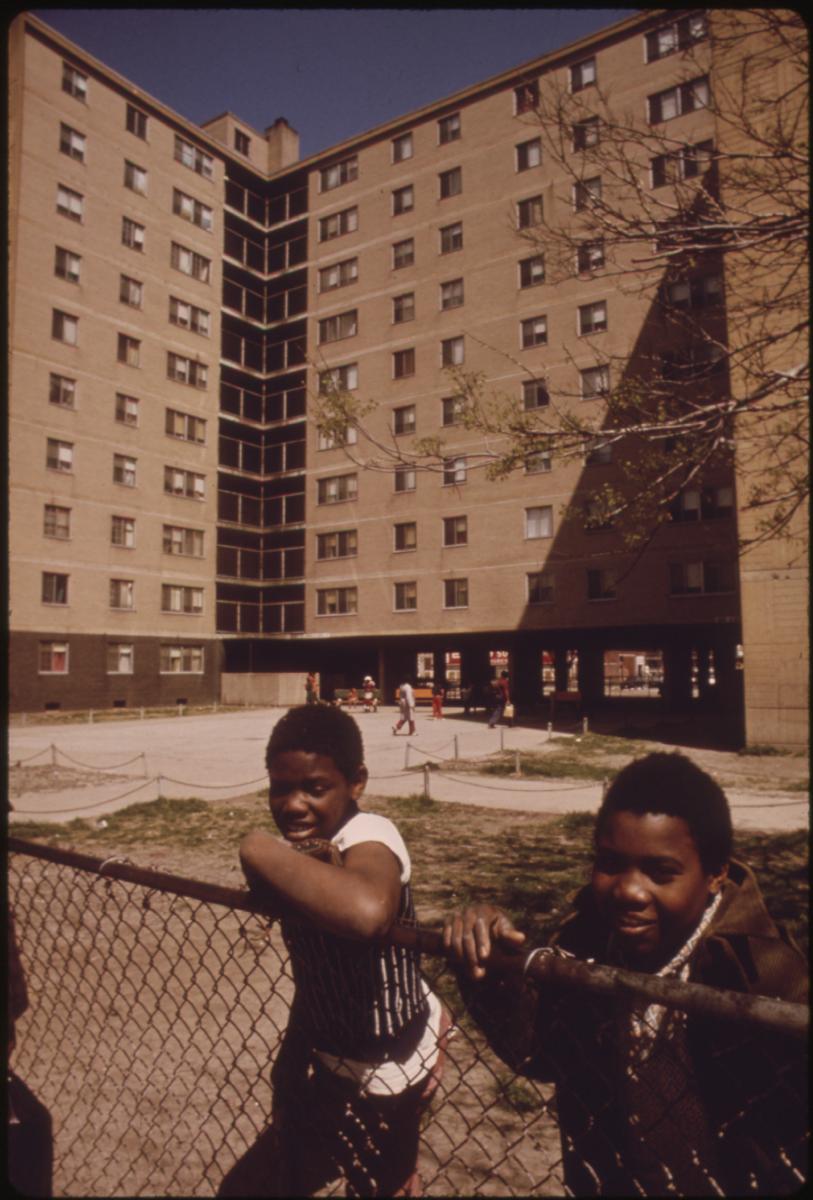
xmin=8 ymin=838 xmax=807 ymax=1197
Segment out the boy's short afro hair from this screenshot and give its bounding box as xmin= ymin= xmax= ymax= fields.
xmin=595 ymin=751 xmax=733 ymax=874
xmin=265 ymin=703 xmax=365 ymax=781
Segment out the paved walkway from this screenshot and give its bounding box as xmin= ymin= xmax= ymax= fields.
xmin=8 ymin=707 xmax=808 ymax=832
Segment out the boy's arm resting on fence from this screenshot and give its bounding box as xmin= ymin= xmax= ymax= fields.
xmin=239 ymin=831 xmax=402 ymax=940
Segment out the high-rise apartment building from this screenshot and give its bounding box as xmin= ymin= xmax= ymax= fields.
xmin=8 ymin=11 xmax=807 ymax=745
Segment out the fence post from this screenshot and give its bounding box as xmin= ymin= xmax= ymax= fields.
xmin=177 ymin=704 xmax=184 ymax=717
xmin=51 ymin=743 xmax=57 ymax=766
xmin=88 ymin=709 xmax=93 ymax=724
xmin=582 ymin=716 xmax=589 ymax=735
xmin=157 ymin=775 xmax=163 ymax=800
xmin=453 ymin=735 xmax=459 ymax=760
xmin=547 ymin=721 xmax=552 ymax=739
xmin=500 ymin=726 xmax=505 ymax=752
xmin=514 ymin=749 xmax=521 ymax=778
xmin=404 ymin=742 xmax=410 ymax=769
xmin=422 ymin=762 xmax=431 ymax=800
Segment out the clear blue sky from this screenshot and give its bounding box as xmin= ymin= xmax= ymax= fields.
xmin=32 ymin=7 xmax=635 ymax=158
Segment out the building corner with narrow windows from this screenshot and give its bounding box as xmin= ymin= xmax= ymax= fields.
xmin=7 ymin=10 xmax=808 ymax=746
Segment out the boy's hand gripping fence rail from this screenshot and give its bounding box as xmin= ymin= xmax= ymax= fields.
xmin=8 ymin=837 xmax=808 ymax=1197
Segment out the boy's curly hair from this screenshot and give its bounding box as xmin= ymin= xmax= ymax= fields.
xmin=596 ymin=751 xmax=733 ymax=873
xmin=265 ymin=704 xmax=365 ymax=782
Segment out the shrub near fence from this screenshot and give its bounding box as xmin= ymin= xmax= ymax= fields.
xmin=8 ymin=839 xmax=807 ymax=1198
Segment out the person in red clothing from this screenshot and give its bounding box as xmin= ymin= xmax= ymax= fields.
xmin=487 ymin=671 xmax=510 ymax=728
xmin=431 ymin=683 xmax=445 ymax=720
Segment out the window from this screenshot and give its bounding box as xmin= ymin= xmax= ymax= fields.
xmin=122 ymin=217 xmax=145 ymax=250
xmin=528 ymin=570 xmax=554 ymax=603
xmin=52 ymin=309 xmax=78 ymax=345
xmin=517 ymin=195 xmax=543 ymax=229
xmin=173 ymin=188 xmax=213 ymax=231
xmin=393 ymin=405 xmax=416 ymax=435
xmin=44 ymin=504 xmax=71 ymax=539
xmin=440 ymin=279 xmax=464 ymax=310
xmin=646 ymin=13 xmax=707 ymax=62
xmin=169 ymin=296 xmax=210 ymax=335
xmin=107 ymin=644 xmax=134 ymax=674
xmin=115 ymin=392 xmax=140 ymax=426
xmin=669 ymin=560 xmax=735 ymax=595
xmin=663 ymin=275 xmax=723 ymax=310
xmin=317 ymin=587 xmax=358 ymax=616
xmin=319 ymin=258 xmax=358 ymax=292
xmin=174 ymin=135 xmax=214 ymax=179
xmin=55 ymin=246 xmax=80 ymax=283
xmin=525 ymin=505 xmax=553 ymax=539
xmin=163 ymin=525 xmax=204 ymax=556
xmin=579 ymin=301 xmax=607 ymax=335
xmin=392 ymin=184 xmax=414 ymax=215
xmin=441 ymin=395 xmax=464 ymax=426
xmin=393 ymin=348 xmax=415 ymax=379
xmin=586 ymin=439 xmax=613 ymax=465
xmin=573 ymin=117 xmax=600 ymax=151
xmin=166 ymin=408 xmax=206 ymax=443
xmin=394 ymin=466 xmax=416 ymax=493
xmin=521 ymin=315 xmax=548 ymax=348
xmin=394 ymin=582 xmax=417 ymax=611
xmin=570 ymin=57 xmax=596 ymax=92
xmin=444 ymin=578 xmax=468 ymax=608
xmin=443 ymin=515 xmax=467 ymax=546
xmin=523 ymin=379 xmax=549 ymax=409
xmin=164 ymin=466 xmax=205 ymax=499
xmin=439 ymin=167 xmax=462 ymax=199
xmin=440 ymin=222 xmax=463 ymax=254
xmin=113 ymin=454 xmax=137 ymax=486
xmin=651 ymin=140 xmax=714 ymax=187
xmin=519 ymin=255 xmax=545 ymax=288
xmin=392 ymin=132 xmax=413 ymax=162
xmin=39 ymin=642 xmax=69 ymax=674
xmin=160 ymin=643 xmax=205 ymax=673
xmin=318 ymin=309 xmax=358 ymax=344
xmin=392 ymin=238 xmax=414 ymax=270
xmin=316 ymin=529 xmax=357 ymax=560
xmin=317 ymin=474 xmax=357 ymax=505
xmin=441 ymin=336 xmax=464 ymax=367
xmin=59 ymin=123 xmax=85 ymax=161
xmin=234 ymin=129 xmax=251 ymax=156
xmin=671 ymin=486 xmax=734 ymax=522
xmin=50 ymin=373 xmax=76 ymax=408
xmin=438 ymin=113 xmax=461 ymax=143
xmin=167 ymin=352 xmax=208 ymax=389
xmin=525 ymin=451 xmax=551 ymax=474
xmin=319 ymin=207 xmax=358 ymax=241
xmin=171 ymin=242 xmax=211 ymax=283
xmin=109 ymin=579 xmax=134 ymax=610
xmin=57 ymin=184 xmax=83 ymax=221
xmin=320 ymin=156 xmax=358 ymax=191
xmin=124 ymin=160 xmax=148 ymax=194
xmin=46 ymin=438 xmax=73 ymax=472
xmin=516 ymin=138 xmax=542 ymax=171
xmin=577 ymin=240 xmax=605 ymax=272
xmin=394 ymin=522 xmax=417 ymax=552
xmin=587 ymin=568 xmax=616 ymax=600
xmin=319 ymin=363 xmax=358 ymax=393
xmin=111 ymin=515 xmax=136 ymax=547
xmin=119 ymin=274 xmax=143 ymax=308
xmin=162 ymin=584 xmax=204 ymax=614
xmin=42 ymin=572 xmax=68 ymax=605
xmin=514 ymin=81 xmax=539 ymax=114
xmin=126 ymin=105 xmax=147 ymax=139
xmin=117 ymin=333 xmax=140 ymax=366
xmin=62 ymin=62 xmax=87 ymax=100
xmin=581 ymin=364 xmax=610 ymax=397
xmin=393 ymin=293 xmax=415 ymax=323
xmin=574 ymin=176 xmax=602 ymax=211
xmin=648 ymin=77 xmax=710 ymax=124
xmin=443 ymin=456 xmax=467 ymax=486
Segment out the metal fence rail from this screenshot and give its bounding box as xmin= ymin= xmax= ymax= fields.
xmin=8 ymin=838 xmax=807 ymax=1197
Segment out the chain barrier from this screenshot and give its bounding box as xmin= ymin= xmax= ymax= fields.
xmin=8 ymin=839 xmax=806 ymax=1197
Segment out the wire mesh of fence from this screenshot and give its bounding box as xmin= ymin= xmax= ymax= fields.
xmin=8 ymin=839 xmax=807 ymax=1198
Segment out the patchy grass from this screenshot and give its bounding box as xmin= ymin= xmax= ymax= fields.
xmin=737 ymin=744 xmax=792 ymax=757
xmin=10 ymin=793 xmax=807 ymax=956
xmin=449 ymin=732 xmax=653 ymax=785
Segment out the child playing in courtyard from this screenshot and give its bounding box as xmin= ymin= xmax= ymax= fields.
xmin=444 ymin=752 xmax=807 ymax=1196
xmin=228 ymin=704 xmax=447 ymax=1197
